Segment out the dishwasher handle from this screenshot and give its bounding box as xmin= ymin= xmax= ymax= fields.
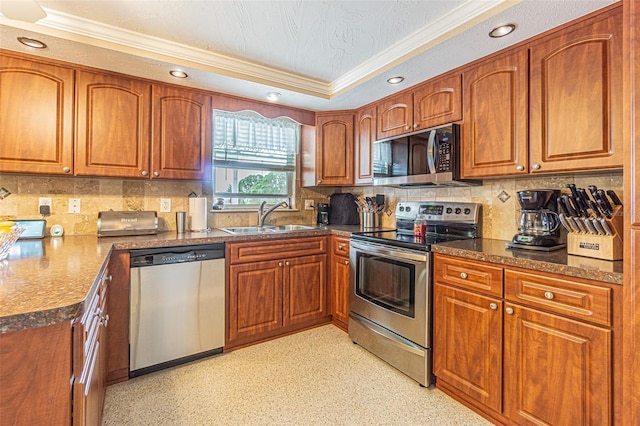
xmin=130 ymin=243 xmax=225 ymax=267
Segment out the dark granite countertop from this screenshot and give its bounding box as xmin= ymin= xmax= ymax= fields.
xmin=432 ymin=238 xmax=623 ymax=285
xmin=0 ymin=226 xmax=361 ymax=334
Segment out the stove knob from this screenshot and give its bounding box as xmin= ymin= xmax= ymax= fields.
xmin=464 ymin=208 xmax=471 ymax=215
xmin=405 ymin=206 xmax=411 ymax=212
xmin=399 ymin=206 xmax=405 ymax=212
xmin=454 ymin=207 xmax=462 ymax=214
xmin=446 ymin=207 xmax=453 ymax=214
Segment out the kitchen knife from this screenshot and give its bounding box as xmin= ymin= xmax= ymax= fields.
xmin=599 ymin=218 xmax=614 ymax=236
xmin=568 ymin=195 xmax=586 ymax=217
xmin=606 ymin=189 xmax=623 ymax=206
xmin=588 ymin=200 xmax=603 ymax=218
xmin=587 ymin=185 xmax=599 ymax=200
xmin=566 ymin=183 xmax=580 ymax=200
xmin=573 ymin=217 xmax=587 ymax=233
xmin=590 ymin=218 xmax=606 ymax=235
xmin=596 ymin=198 xmax=613 ymax=219
xmin=558 ymin=213 xmax=575 ymax=233
xmin=562 ymin=195 xmax=578 ymax=217
xmin=577 ymin=188 xmax=593 ymax=207
xmin=596 ymin=189 xmax=614 ymax=217
xmin=573 ymin=195 xmax=590 ymax=218
xmin=556 ymin=197 xmax=568 ymax=216
xmin=582 ymin=218 xmax=597 ymax=234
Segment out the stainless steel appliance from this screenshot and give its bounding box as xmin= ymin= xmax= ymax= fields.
xmin=506 ymin=189 xmax=565 ymax=251
xmin=97 ymin=211 xmax=158 ymax=237
xmin=372 ymin=124 xmax=480 ymax=187
xmin=349 ymin=201 xmax=480 ymax=387
xmin=129 ymin=243 xmax=225 ymax=377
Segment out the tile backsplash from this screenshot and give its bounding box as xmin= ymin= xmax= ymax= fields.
xmin=0 ymin=171 xmax=623 ymax=240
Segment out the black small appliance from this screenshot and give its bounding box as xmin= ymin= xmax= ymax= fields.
xmin=506 ymin=189 xmax=565 ymax=251
xmin=317 ymin=203 xmax=330 ymax=225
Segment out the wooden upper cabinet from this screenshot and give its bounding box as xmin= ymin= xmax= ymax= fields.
xmin=529 ymin=6 xmax=623 ymax=173
xmin=0 ymin=55 xmax=74 ymax=175
xmin=461 ymin=48 xmax=529 ymax=178
xmin=355 ymin=106 xmax=375 ymax=185
xmin=315 ymin=112 xmax=354 ymax=186
xmin=376 ymin=92 xmax=412 ymax=140
xmin=75 ymin=70 xmax=152 ymax=178
xmin=376 ymin=73 xmax=462 ymax=140
xmin=152 ymin=85 xmax=211 ymax=180
xmin=413 ymin=73 xmax=462 ymax=130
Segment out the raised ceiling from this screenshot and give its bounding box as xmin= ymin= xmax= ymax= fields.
xmin=0 ymin=0 xmax=617 ymax=111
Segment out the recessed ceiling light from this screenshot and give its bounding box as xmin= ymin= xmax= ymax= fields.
xmin=387 ymin=76 xmax=404 ymax=84
xmin=266 ymin=92 xmax=281 ymax=101
xmin=169 ymin=70 xmax=188 ymax=78
xmin=17 ymin=37 xmax=47 ymax=49
xmin=489 ymin=24 xmax=516 ymax=38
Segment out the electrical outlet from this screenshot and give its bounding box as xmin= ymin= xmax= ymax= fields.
xmin=304 ymin=199 xmax=315 ymax=211
xmin=39 ymin=197 xmax=52 ymax=208
xmin=68 ymin=198 xmax=81 ymax=214
xmin=160 ymin=198 xmax=171 ymax=213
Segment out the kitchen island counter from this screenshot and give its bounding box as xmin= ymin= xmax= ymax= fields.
xmin=0 ymin=225 xmax=361 ymax=333
xmin=432 ymin=238 xmax=623 ymax=285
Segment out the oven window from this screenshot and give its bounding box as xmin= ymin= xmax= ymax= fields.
xmin=355 ymin=253 xmax=415 ymax=317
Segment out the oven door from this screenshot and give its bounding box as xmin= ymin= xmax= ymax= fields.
xmin=349 ymin=239 xmax=430 ymax=347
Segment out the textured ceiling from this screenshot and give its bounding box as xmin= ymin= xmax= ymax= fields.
xmin=0 ymin=0 xmax=618 ymax=111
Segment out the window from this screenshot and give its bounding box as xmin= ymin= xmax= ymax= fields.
xmin=212 ymin=110 xmax=299 ymax=209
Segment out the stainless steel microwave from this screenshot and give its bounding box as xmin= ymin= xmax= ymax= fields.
xmin=372 ymin=123 xmax=480 ymax=187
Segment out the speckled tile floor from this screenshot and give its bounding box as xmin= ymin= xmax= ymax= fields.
xmin=102 ymin=325 xmax=492 ymax=425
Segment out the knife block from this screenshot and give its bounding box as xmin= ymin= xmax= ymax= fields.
xmin=567 ymin=206 xmax=623 ymax=260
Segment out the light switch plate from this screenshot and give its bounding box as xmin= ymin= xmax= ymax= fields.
xmin=304 ymin=199 xmax=314 ymax=210
xmin=160 ymin=198 xmax=171 ymax=212
xmin=68 ymin=198 xmax=81 ymax=213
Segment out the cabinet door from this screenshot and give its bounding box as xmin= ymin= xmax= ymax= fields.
xmin=413 ymin=73 xmax=462 ymax=130
xmin=105 ymin=251 xmax=130 ymax=385
xmin=330 ymin=254 xmax=350 ymax=329
xmin=355 ymin=106 xmax=375 ymax=185
xmin=227 ymin=260 xmax=283 ymax=343
xmin=284 ymin=254 xmax=328 ymax=326
xmin=461 ymin=48 xmax=529 ymax=178
xmin=152 ymin=85 xmax=211 ymax=180
xmin=376 ymin=92 xmax=412 ymax=140
xmin=529 ymin=7 xmax=623 ymax=173
xmin=315 ymin=113 xmax=354 ymax=185
xmin=504 ymin=303 xmax=612 ymax=425
xmin=0 ymin=55 xmax=74 ymax=175
xmin=433 ymin=284 xmax=503 ymax=413
xmin=76 ymin=71 xmax=152 ymax=178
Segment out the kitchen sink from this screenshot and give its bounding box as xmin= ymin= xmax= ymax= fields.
xmin=219 ymin=224 xmax=316 ymax=235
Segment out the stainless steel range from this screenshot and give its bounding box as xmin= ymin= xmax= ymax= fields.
xmin=349 ymin=201 xmax=481 ymax=387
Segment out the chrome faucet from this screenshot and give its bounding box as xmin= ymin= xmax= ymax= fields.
xmin=258 ymin=200 xmax=289 ymax=226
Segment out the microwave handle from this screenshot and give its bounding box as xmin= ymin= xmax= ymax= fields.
xmin=427 ymin=130 xmax=436 ymax=174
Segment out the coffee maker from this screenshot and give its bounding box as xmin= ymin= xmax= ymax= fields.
xmin=317 ymin=203 xmax=330 ymax=225
xmin=506 ymin=189 xmax=565 ymax=251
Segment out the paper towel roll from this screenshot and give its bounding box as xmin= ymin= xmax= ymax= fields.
xmin=189 ymin=197 xmax=208 ymax=231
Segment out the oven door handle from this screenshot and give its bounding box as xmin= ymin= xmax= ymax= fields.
xmin=350 ymin=240 xmax=428 ymax=263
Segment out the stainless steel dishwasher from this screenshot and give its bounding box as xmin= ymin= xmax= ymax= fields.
xmin=129 ymin=243 xmax=225 ymax=377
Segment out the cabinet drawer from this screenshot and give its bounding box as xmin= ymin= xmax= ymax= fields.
xmin=331 ymin=236 xmax=350 ymax=257
xmin=228 ymin=237 xmax=327 ymax=264
xmin=504 ymin=270 xmax=613 ymax=326
xmin=434 ymin=254 xmax=503 ymax=297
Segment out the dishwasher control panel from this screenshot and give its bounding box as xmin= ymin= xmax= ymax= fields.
xmin=130 ymin=243 xmax=225 ymax=267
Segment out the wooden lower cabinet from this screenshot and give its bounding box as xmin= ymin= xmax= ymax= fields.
xmin=226 ymin=237 xmax=330 ymax=349
xmin=433 ymin=253 xmax=618 ymax=425
xmin=503 ymin=303 xmax=611 ymax=425
xmin=433 ymin=284 xmax=503 ymax=413
xmin=104 ymin=250 xmax=131 ymax=385
xmin=330 ymin=236 xmax=350 ymax=331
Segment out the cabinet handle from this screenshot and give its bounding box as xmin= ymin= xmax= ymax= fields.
xmin=413 ymin=123 xmax=418 ymax=129
xmin=141 ymin=170 xmax=149 ymax=176
xmin=317 ymin=179 xmax=322 ymax=184
xmin=344 ymin=260 xmax=349 ymax=265
xmin=153 ymin=171 xmax=160 ymax=177
xmin=531 ymin=163 xmax=541 ymax=170
xmin=62 ymin=166 xmax=71 ymax=173
xmin=285 ymin=261 xmax=290 ymax=266
xmin=278 ymin=262 xmax=283 ymax=267
xmin=544 ymin=291 xmax=555 ymax=300
xmin=338 ymin=244 xmax=345 ymax=250
xmin=516 ymin=165 xmax=525 ymax=171
xmin=460 ymin=272 xmax=468 ymax=279
xmin=505 ymin=307 xmax=514 ymax=315
xmin=405 ymin=125 xmax=410 ymax=130
xmin=101 ymin=313 xmax=110 ymax=327
xmin=489 ymin=303 xmax=498 ymax=310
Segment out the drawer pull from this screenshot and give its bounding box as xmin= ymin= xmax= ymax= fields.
xmin=460 ymin=272 xmax=468 ymax=279
xmin=285 ymin=261 xmax=290 ymax=266
xmin=516 ymin=165 xmax=525 ymax=171
xmin=489 ymin=303 xmax=498 ymax=310
xmin=278 ymin=262 xmax=283 ymax=267
xmin=344 ymin=260 xmax=349 ymax=265
xmin=338 ymin=244 xmax=345 ymax=250
xmin=544 ymin=291 xmax=555 ymax=300
xmin=505 ymin=307 xmax=514 ymax=315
